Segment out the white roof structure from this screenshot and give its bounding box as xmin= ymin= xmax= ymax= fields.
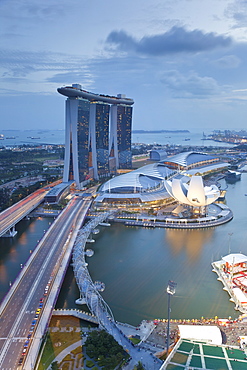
xmin=186 ymin=162 xmax=229 ymax=176
xmin=100 ymin=163 xmax=174 ymax=193
xmin=95 ymin=152 xmax=226 ymax=206
xmin=178 ymin=325 xmax=222 ymax=345
xmin=233 ymin=287 xmax=247 ymax=304
xmin=222 ymin=253 xmax=247 ymax=265
xmin=165 ymin=175 xmax=220 ymax=207
xmin=96 ymin=163 xmax=175 ymax=204
xmin=164 ymin=151 xmax=217 ymax=167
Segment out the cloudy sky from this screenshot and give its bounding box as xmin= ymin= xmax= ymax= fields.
xmin=1 ymin=0 xmax=247 ymax=133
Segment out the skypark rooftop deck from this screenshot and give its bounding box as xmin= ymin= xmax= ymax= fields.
xmin=57 ymin=84 xmax=134 ymax=105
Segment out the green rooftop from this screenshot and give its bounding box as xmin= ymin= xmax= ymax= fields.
xmin=161 ymin=339 xmax=247 ymax=370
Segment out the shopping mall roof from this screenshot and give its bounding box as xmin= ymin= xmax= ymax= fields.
xmin=163 ymin=151 xmax=217 ymax=167
xmin=100 ymin=163 xmax=175 ymax=193
xmin=186 ymin=162 xmax=229 ymax=176
xmin=96 ymin=152 xmax=228 ymax=205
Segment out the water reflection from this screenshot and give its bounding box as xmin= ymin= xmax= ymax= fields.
xmin=0 ymin=217 xmax=51 ymax=300
xmin=166 ymin=228 xmax=214 ymax=262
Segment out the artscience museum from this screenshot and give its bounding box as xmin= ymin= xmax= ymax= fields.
xmin=165 ymin=175 xmax=221 ymax=212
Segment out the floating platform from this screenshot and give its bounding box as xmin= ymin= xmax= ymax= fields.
xmin=212 ymin=253 xmax=247 ymax=314
xmin=85 ymin=249 xmax=94 ymax=257
xmin=92 ymin=229 xmax=100 ymax=235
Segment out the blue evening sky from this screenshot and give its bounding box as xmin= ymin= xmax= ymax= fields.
xmin=1 ymin=0 xmax=247 ymax=133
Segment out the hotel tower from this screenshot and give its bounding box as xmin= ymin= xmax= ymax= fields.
xmin=57 ymin=84 xmax=134 ymax=188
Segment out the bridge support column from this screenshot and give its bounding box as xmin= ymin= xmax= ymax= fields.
xmin=2 ymin=226 xmax=17 ymax=238
xmin=75 ymin=297 xmax=87 ymax=305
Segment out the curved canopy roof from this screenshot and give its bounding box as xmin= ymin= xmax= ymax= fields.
xmin=164 ymin=151 xmax=217 ymax=167
xmin=100 ymin=163 xmax=174 ymax=193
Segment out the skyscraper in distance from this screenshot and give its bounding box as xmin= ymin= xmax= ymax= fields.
xmin=58 ymin=84 xmax=134 ymax=188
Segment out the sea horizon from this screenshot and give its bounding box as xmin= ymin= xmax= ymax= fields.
xmin=0 ymin=128 xmax=235 ymax=148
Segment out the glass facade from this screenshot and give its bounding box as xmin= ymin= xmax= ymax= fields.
xmin=77 ymin=99 xmax=90 ymax=182
xmin=117 ymin=105 xmax=133 ymax=169
xmin=95 ymin=102 xmax=110 ymax=175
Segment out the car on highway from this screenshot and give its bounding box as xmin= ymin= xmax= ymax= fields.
xmin=18 ymin=357 xmax=23 ymax=365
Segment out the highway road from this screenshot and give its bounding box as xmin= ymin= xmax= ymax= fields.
xmin=0 ymin=195 xmax=91 ymax=369
xmin=0 ymin=188 xmax=49 ymax=237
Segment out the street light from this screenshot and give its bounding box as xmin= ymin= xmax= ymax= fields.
xmin=166 ymin=280 xmax=177 ymax=354
xmin=228 ymin=232 xmax=233 ymax=254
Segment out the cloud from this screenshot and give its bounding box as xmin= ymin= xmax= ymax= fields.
xmin=0 ymin=49 xmax=96 ymax=96
xmin=0 ymin=49 xmax=87 ymax=78
xmin=47 ymin=71 xmax=94 ymax=86
xmin=106 ymin=26 xmax=232 ymax=56
xmin=225 ymin=0 xmax=247 ymax=27
xmin=213 ymin=54 xmax=241 ymax=68
xmin=160 ymin=70 xmax=221 ymax=98
xmin=0 ymin=0 xmax=67 ymax=21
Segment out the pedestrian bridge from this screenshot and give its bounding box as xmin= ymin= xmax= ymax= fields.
xmin=53 ymin=308 xmax=98 ymax=324
xmin=72 ymin=212 xmax=162 ymax=370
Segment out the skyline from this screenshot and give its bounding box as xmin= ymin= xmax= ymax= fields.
xmin=1 ymin=0 xmax=247 ymax=132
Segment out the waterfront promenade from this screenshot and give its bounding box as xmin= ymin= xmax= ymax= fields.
xmin=116 ymin=203 xmax=233 ymax=229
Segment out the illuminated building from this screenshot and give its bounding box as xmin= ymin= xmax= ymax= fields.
xmin=58 ymin=84 xmax=134 ymax=188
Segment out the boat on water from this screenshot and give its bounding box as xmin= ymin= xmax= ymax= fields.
xmin=212 ymin=253 xmax=247 ymax=313
xmin=225 ymin=170 xmax=241 ymax=183
xmin=0 ymin=134 xmax=4 ymax=139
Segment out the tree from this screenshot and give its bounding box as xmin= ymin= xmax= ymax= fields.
xmin=135 ymin=361 xmax=145 ymax=370
xmin=51 ymin=361 xmax=59 ymax=370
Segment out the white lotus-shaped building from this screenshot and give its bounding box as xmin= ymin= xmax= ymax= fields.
xmin=165 ymin=175 xmax=220 ymax=207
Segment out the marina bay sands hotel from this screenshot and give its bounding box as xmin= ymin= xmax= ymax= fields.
xmin=58 ymin=84 xmax=134 ymax=188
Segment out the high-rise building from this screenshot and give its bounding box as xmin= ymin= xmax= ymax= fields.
xmin=58 ymin=84 xmax=134 ymax=188
xmin=110 ymin=104 xmax=133 ymax=169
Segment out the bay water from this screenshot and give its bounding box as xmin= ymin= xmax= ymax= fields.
xmin=57 ymin=175 xmax=247 ymax=326
xmin=0 ymin=129 xmax=233 ymax=148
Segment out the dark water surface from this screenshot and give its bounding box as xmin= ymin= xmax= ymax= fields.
xmin=1 ymin=176 xmax=247 ymax=326
xmin=58 ymin=174 xmax=247 ymax=326
xmin=0 ymin=217 xmax=52 ymax=301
